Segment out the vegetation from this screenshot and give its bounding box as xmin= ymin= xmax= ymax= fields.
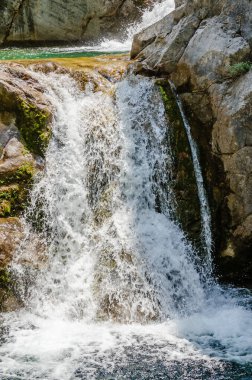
xmin=17 ymin=100 xmax=51 ymax=156
xmin=228 ymin=61 xmax=252 ymax=78
xmin=0 ymin=163 xmax=36 ymax=217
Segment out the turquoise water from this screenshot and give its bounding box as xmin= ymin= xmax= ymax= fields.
xmin=0 ymin=47 xmax=126 ymax=60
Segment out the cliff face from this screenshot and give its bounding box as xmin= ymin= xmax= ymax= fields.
xmin=0 ymin=0 xmax=152 ymax=45
xmin=131 ymin=0 xmax=252 ymax=285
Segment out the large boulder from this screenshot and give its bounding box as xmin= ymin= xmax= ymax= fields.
xmin=131 ymin=0 xmax=252 ymax=285
xmin=0 ymin=0 xmax=153 ymax=45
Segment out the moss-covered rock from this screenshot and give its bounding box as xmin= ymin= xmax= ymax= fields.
xmin=0 ymin=64 xmax=52 ymax=157
xmin=0 ymin=161 xmax=35 ymax=185
xmin=0 ymin=184 xmax=29 ymax=216
xmin=0 ymin=138 xmax=37 ymax=217
xmin=16 ymin=100 xmax=51 ymax=156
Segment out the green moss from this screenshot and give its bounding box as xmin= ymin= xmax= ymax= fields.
xmin=0 ymin=161 xmax=36 ymax=216
xmin=228 ymin=61 xmax=252 ymax=78
xmin=0 ymin=162 xmax=35 ymax=186
xmin=0 ymin=199 xmax=11 ymax=216
xmin=17 ymin=99 xmax=51 ymax=156
xmin=0 ymin=183 xmax=30 ymax=216
xmin=15 ymin=162 xmax=35 ymax=178
xmin=0 ymin=269 xmax=12 ymax=291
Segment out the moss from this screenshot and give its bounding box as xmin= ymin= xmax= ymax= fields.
xmin=157 ymin=81 xmax=202 ymax=251
xmin=0 ymin=200 xmax=11 ymax=216
xmin=15 ymin=162 xmax=35 ymax=178
xmin=0 ymin=162 xmax=35 ymax=186
xmin=0 ymin=269 xmax=12 ymax=290
xmin=0 ymin=161 xmax=36 ymax=216
xmin=16 ymin=100 xmax=51 ymax=156
xmin=228 ymin=61 xmax=252 ymax=78
xmin=0 ymin=183 xmax=30 ymax=216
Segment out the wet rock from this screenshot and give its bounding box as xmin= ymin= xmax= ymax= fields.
xmin=157 ymin=81 xmax=202 ymax=251
xmin=24 ymin=56 xmax=130 ymax=93
xmin=0 ymin=289 xmax=22 ymax=312
xmin=0 ymin=217 xmax=23 ymax=267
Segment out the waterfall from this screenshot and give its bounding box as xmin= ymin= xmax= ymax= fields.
xmin=169 ymin=81 xmax=213 ymax=266
xmin=11 ymin=72 xmax=205 ymax=323
xmin=0 ymin=71 xmax=252 ymax=379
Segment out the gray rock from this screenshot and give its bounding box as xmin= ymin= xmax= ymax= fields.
xmin=178 ymin=16 xmax=250 ymax=86
xmin=0 ymin=0 xmax=152 ymax=45
xmin=131 ymin=4 xmax=188 ymax=59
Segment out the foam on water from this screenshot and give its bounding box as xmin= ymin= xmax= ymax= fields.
xmin=0 ymin=70 xmax=252 ymax=380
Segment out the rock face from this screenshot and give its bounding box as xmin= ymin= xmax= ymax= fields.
xmin=0 ymin=0 xmax=152 ymax=45
xmin=131 ymin=0 xmax=252 ymax=285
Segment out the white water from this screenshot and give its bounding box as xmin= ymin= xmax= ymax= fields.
xmin=0 ymin=71 xmax=252 ymax=380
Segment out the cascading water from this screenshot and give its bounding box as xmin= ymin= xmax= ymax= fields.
xmin=0 ymin=69 xmax=252 ymax=380
xmin=8 ymin=72 xmax=206 ymax=323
